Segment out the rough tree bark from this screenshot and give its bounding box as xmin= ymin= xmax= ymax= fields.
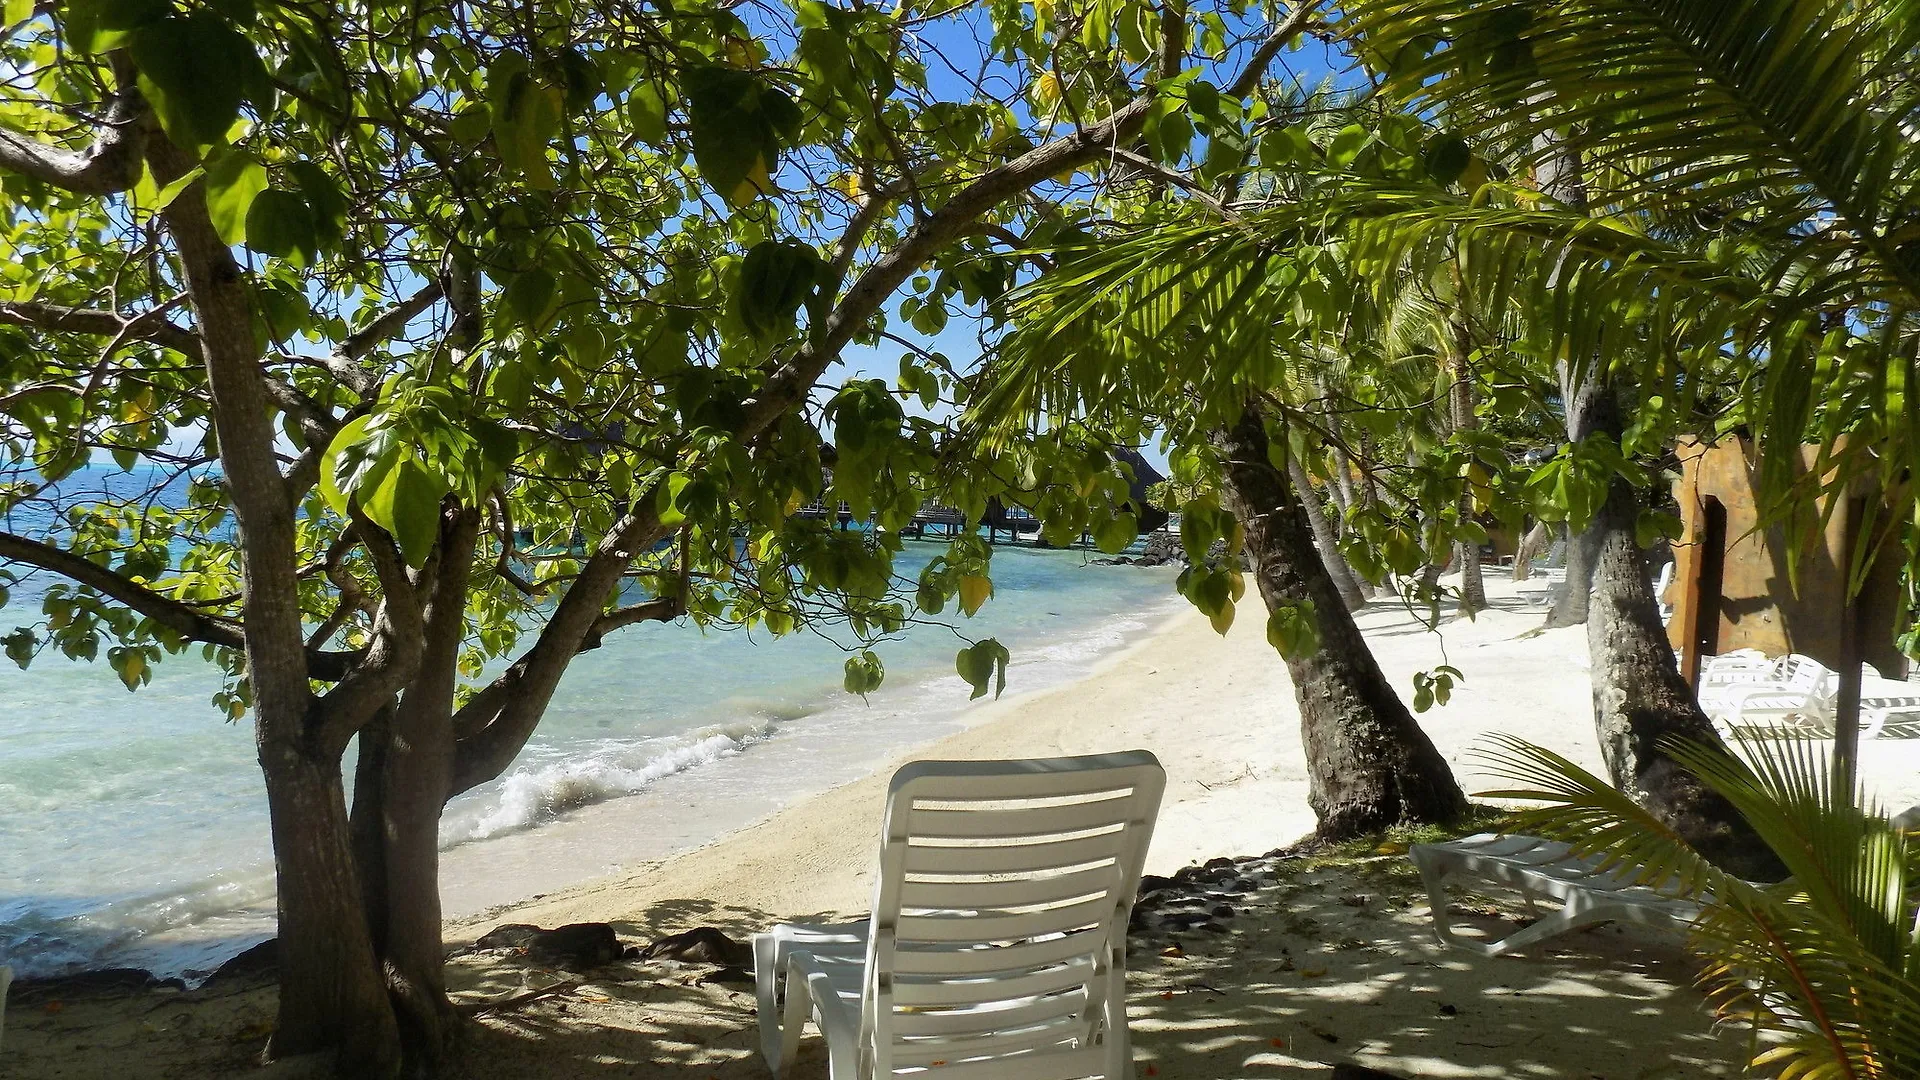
xmin=1218 ymin=406 xmax=1468 ymax=838
xmin=1287 ymin=455 xmax=1368 ymax=611
xmin=150 ymin=139 xmax=405 ymax=1073
xmin=1579 ymin=393 xmax=1780 ymax=880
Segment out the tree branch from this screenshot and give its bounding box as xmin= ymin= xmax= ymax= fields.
xmin=299 ymin=283 xmax=444 ymax=397
xmin=446 ymin=593 xmax=680 ymax=798
xmin=0 ymin=529 xmax=364 ymax=679
xmin=0 ymin=299 xmax=202 ymax=359
xmin=440 ymin=7 xmax=1310 ymax=802
xmin=0 ymin=60 xmax=149 ymax=195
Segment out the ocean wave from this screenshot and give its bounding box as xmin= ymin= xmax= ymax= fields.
xmin=439 ymin=718 xmax=779 ymax=845
xmin=0 ymin=871 xmax=276 ymax=982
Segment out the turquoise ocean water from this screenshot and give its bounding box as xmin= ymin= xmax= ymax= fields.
xmin=0 ymin=466 xmax=1180 ymax=981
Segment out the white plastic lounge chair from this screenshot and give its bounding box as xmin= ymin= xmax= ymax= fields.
xmin=1700 ymin=653 xmax=1837 ymax=734
xmin=753 ymin=752 xmax=1165 ymax=1080
xmin=1860 ymin=675 xmax=1920 ymax=740
xmin=1411 ymin=834 xmax=1704 ymax=957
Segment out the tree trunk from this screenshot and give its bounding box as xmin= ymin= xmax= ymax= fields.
xmin=1512 ymin=520 xmax=1550 ymax=581
xmin=368 ymin=507 xmax=479 ymax=1062
xmin=1218 ymin=406 xmax=1468 ymax=838
xmin=1447 ymin=329 xmax=1486 ymax=616
xmin=1544 ymin=524 xmax=1596 ymax=626
xmin=1544 ymin=371 xmax=1604 ymax=627
xmin=153 ymin=138 xmax=401 ymax=1074
xmin=262 ymin=748 xmax=401 ymax=1072
xmin=1288 ymin=455 xmax=1368 ymax=611
xmin=1580 ymin=391 xmax=1781 ymax=880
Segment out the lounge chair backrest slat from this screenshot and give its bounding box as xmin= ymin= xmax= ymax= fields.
xmin=859 ymin=751 xmax=1163 ymax=1079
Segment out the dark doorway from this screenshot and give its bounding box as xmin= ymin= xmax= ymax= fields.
xmin=1694 ymin=496 xmax=1727 ymax=663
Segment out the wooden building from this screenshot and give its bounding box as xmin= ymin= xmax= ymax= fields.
xmin=1666 ymin=436 xmax=1910 ymax=684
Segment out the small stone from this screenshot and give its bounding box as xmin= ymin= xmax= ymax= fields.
xmin=1210 ymin=903 xmax=1235 ymax=920
xmin=1437 ymin=1003 xmax=1457 ymax=1016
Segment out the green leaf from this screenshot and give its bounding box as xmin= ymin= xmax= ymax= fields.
xmin=4 ymin=627 xmax=35 ymax=669
xmin=915 ymin=578 xmax=945 ymax=615
xmin=957 ymin=574 xmax=992 ymax=617
xmin=64 ymin=0 xmax=168 ymax=54
xmin=843 ymin=649 xmax=884 ymax=700
xmin=628 ymin=81 xmax=668 ymax=145
xmin=364 ymin=457 xmax=447 ymax=568
xmin=492 ymin=68 xmax=563 ymax=189
xmin=1327 ymin=124 xmax=1370 ymax=167
xmin=286 ymin=161 xmax=347 ymax=246
xmin=955 ymin=638 xmax=1010 ymax=700
xmin=735 ymin=240 xmax=821 ymax=338
xmin=108 ymin=645 xmax=150 ymax=691
xmin=655 ymin=472 xmax=692 ymax=527
xmin=131 ymin=13 xmax=263 ymax=149
xmin=1422 ymin=133 xmax=1471 ymax=186
xmin=500 ymin=267 xmax=559 ymax=332
xmin=685 ymin=66 xmax=795 ymax=206
xmin=1092 ymin=510 xmax=1138 ymax=554
xmin=202 ymin=147 xmax=267 ymax=245
xmin=150 ymin=165 xmax=205 ymax=212
xmin=1265 ymin=600 xmax=1320 ymax=660
xmin=317 ymin=415 xmax=371 ymax=515
xmin=244 ymin=189 xmax=318 ymax=265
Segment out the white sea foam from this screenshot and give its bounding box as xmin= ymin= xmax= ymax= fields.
xmin=440 ymin=719 xmax=779 ymax=844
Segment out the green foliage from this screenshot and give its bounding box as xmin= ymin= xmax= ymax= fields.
xmin=1342 ymin=0 xmax=1920 ymax=591
xmin=1409 ymin=664 xmax=1460 ymax=712
xmin=955 ymin=638 xmax=1009 ymax=700
xmin=684 ymin=66 xmax=802 ymax=207
xmin=1476 ymin=733 xmax=1920 ymax=1078
xmin=735 ymin=240 xmax=822 ymax=339
xmin=843 ymin=649 xmax=884 ymax=701
xmin=1265 ymin=599 xmax=1320 ymax=660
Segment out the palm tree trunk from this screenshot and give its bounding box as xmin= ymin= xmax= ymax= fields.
xmin=1579 ymin=389 xmax=1781 ymax=879
xmin=1288 ymin=455 xmax=1368 ymax=611
xmin=1448 ymin=334 xmax=1486 ymax=616
xmin=1219 ymin=406 xmax=1467 ymax=838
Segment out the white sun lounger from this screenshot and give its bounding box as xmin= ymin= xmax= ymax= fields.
xmin=1411 ymin=834 xmax=1703 ymax=957
xmin=1699 ymin=653 xmax=1837 ymax=734
xmin=1860 ymin=676 xmax=1920 ymax=740
xmin=753 ymin=752 xmax=1165 ymax=1080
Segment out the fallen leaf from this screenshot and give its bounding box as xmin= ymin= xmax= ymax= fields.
xmin=43 ymin=1001 xmax=64 ymax=1014
xmin=1160 ymin=945 xmax=1184 ymax=958
xmin=1300 ymin=967 xmax=1327 ymax=978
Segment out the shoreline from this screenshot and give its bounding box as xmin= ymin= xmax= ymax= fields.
xmin=444 ymin=578 xmax=1560 ymax=938
xmin=435 ymin=594 xmax=1193 ymax=931
xmin=19 ymin=574 xmax=1908 ymax=1077
xmin=449 ymin=574 xmax=1920 ymax=941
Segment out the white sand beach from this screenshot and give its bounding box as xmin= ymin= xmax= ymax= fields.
xmin=11 ymin=575 xmax=1917 ymax=1078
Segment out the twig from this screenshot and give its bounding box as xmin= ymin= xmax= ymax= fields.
xmin=463 ymin=979 xmax=582 ymax=1017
